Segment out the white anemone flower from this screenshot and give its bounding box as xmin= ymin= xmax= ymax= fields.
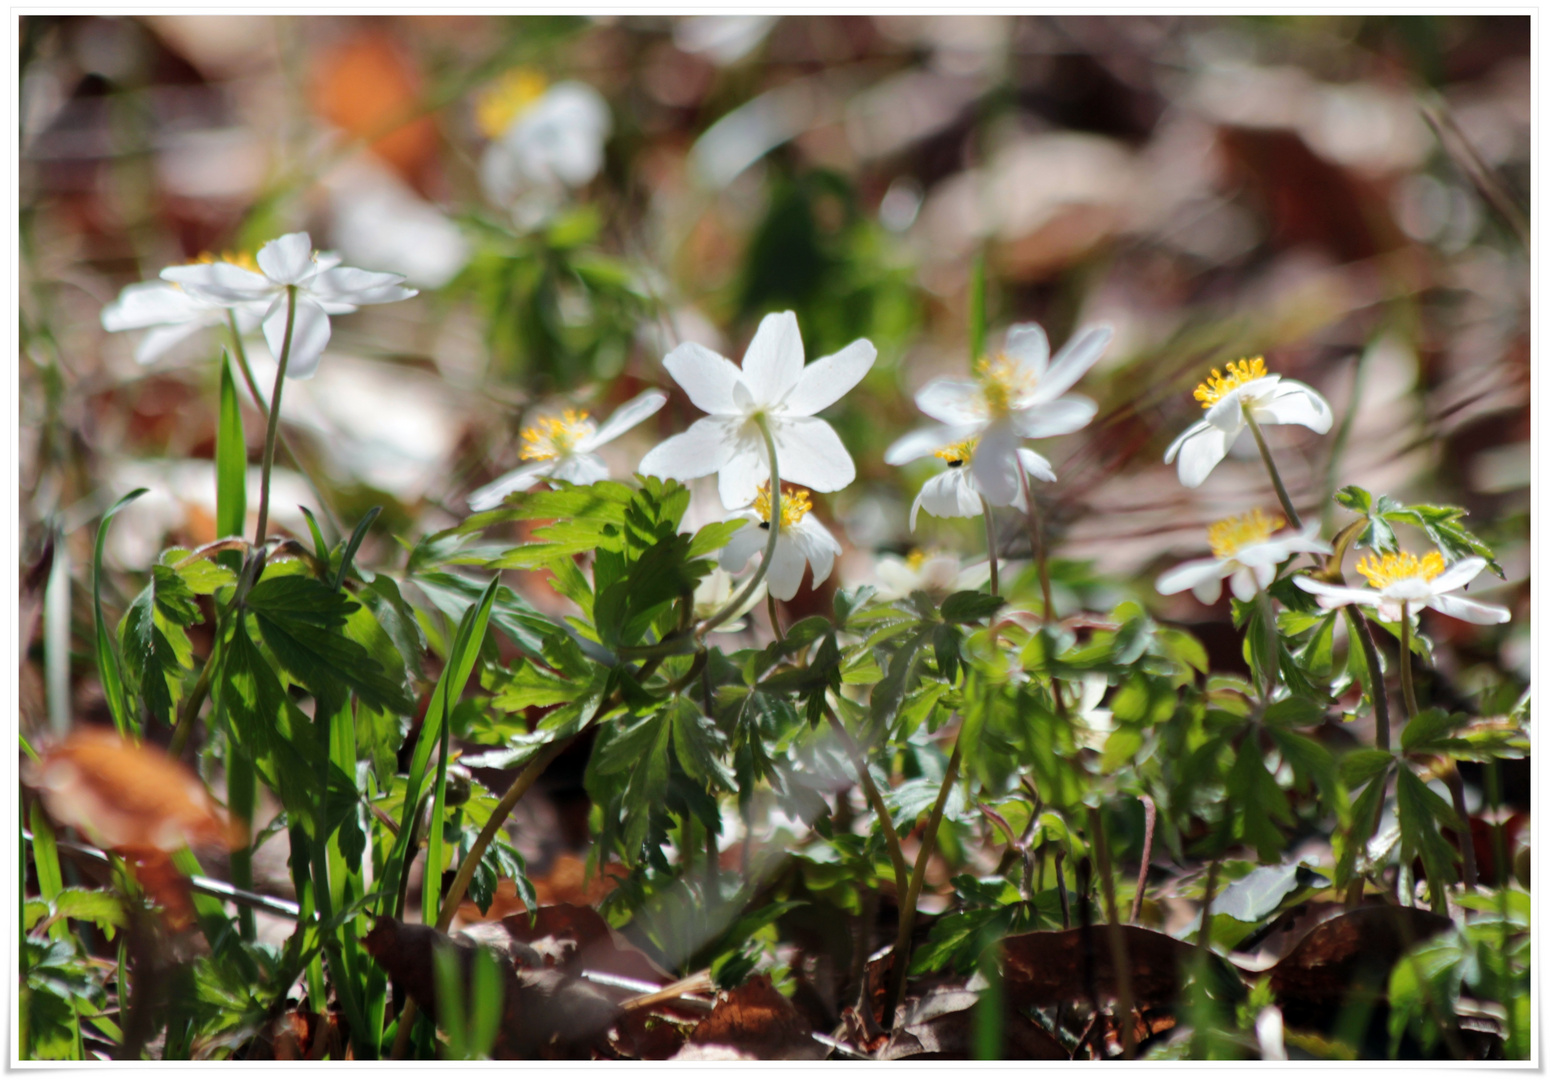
xmin=467 ymin=389 xmax=667 ymax=511
xmin=720 ymin=484 xmax=841 ymax=602
xmin=692 ymin=566 xmax=765 ymax=631
xmin=1164 ymin=357 xmax=1333 ymax=488
xmin=885 ymin=322 xmax=1111 ymax=506
xmin=872 ymin=550 xmax=991 ymax=603
xmin=639 ymin=311 xmax=876 ymax=509
xmin=894 ymin=436 xmax=1055 ymax=530
xmin=101 ymin=257 xmax=266 ymax=365
xmin=1156 ymin=509 xmax=1332 ymax=604
xmin=477 ymin=71 xmax=611 ymax=220
xmin=161 ymin=231 xmax=417 ymax=381
xmin=1294 ymin=551 xmax=1510 ymax=625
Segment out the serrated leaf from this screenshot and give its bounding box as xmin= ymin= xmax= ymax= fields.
xmin=871 ymin=626 xmax=933 ymax=728
xmin=1262 ymin=696 xmax=1324 ymax=728
xmin=1213 ymin=862 xmax=1330 ymax=924
xmin=670 ymin=699 xmax=735 ymax=789
xmin=1395 ymin=767 xmax=1459 ymax=890
xmin=940 ymin=590 xmax=1006 ymax=624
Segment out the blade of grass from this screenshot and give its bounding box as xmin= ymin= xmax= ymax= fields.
xmin=215 ymin=351 xmax=248 ymax=543
xmin=29 ymin=804 xmax=84 ymax=1058
xmin=433 ymin=943 xmax=467 ymax=1060
xmin=422 ymin=694 xmax=453 ymax=927
xmin=312 ymin=702 xmax=374 ymax=1059
xmin=44 ymin=524 xmax=71 ymax=735
xmin=332 ymin=506 xmax=382 ymax=592
xmin=92 ymin=489 xmax=148 ymax=737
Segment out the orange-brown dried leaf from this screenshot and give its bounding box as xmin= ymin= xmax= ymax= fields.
xmin=308 ymin=30 xmax=438 ymax=187
xmin=122 ymin=848 xmax=196 ymax=930
xmin=496 ymin=902 xmax=672 ymax=986
xmin=687 ymin=974 xmax=823 ymax=1061
xmin=1001 ymin=925 xmax=1243 ymax=1013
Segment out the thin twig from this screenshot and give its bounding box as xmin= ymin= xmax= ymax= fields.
xmin=1130 ymin=794 xmax=1157 ymax=924
xmin=826 ymin=703 xmax=910 ymax=890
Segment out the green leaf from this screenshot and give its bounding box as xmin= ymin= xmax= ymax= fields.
xmin=670 ymin=699 xmax=735 ymax=790
xmin=1395 ymin=767 xmax=1459 ymax=890
xmin=871 ymin=626 xmax=933 ymax=728
xmin=1269 ymin=728 xmax=1343 ymax=820
xmin=490 ymin=661 xmax=578 ymax=711
xmin=332 ymin=506 xmax=382 ymax=590
xmin=92 ymin=488 xmax=148 ymax=736
xmin=1399 ymin=708 xmax=1466 ymax=754
xmin=1340 ymin=748 xmax=1394 ymax=789
xmin=299 ymin=506 xmax=331 ymax=573
xmin=1213 ymin=862 xmax=1330 ymax=924
xmin=940 ymin=590 xmax=1005 ymax=625
xmin=1227 ymin=744 xmax=1292 ymax=861
xmin=688 ymin=519 xmax=743 ymax=559
xmin=1262 ymin=696 xmax=1324 ymax=728
xmin=215 ymin=353 xmax=247 ymax=542
xmin=118 ymin=571 xmax=196 ymax=729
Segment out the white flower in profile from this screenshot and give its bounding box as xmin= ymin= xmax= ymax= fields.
xmin=467 ymin=389 xmax=667 ymax=511
xmin=101 ymin=253 xmax=265 ymax=365
xmin=891 ymin=436 xmax=1055 ymax=530
xmin=872 ymin=549 xmax=990 ymax=603
xmin=1294 ymin=551 xmax=1510 ymax=625
xmin=1071 ymin=674 xmax=1114 ymax=752
xmin=161 ymin=232 xmax=417 ymax=380
xmin=639 ymin=311 xmax=876 ymax=510
xmin=1165 ymin=357 xmax=1332 ymax=488
xmin=477 ymin=70 xmax=611 ymax=219
xmin=720 ymin=483 xmax=841 ymax=601
xmin=1156 ymin=508 xmax=1331 ymax=604
xmin=886 ymin=322 xmax=1111 ymax=506
xmin=692 ymin=566 xmax=765 ymax=631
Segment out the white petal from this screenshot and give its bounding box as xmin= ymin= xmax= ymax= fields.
xmin=1192 ymin=576 xmax=1224 ymax=605
xmin=1003 ymin=323 xmax=1048 ymax=379
xmin=133 ymin=323 xmax=207 ymax=365
xmin=266 ymin=295 xmax=332 ymax=380
xmin=255 ymin=232 xmax=318 ymax=285
xmin=638 ymin=417 xmax=737 ymax=483
xmin=716 ymin=432 xmax=773 ymax=509
xmin=1163 ymin=419 xmax=1208 ymax=464
xmin=1428 ymin=556 xmax=1486 ymax=595
xmin=780 ymin=338 xmax=876 ymax=415
xmin=1293 ymin=577 xmax=1380 ymax=609
xmin=1033 ymin=324 xmax=1112 ymax=401
xmin=663 ymin=342 xmax=744 ymax=415
xmin=467 ymin=461 xmax=555 ymax=510
xmin=1174 ymin=425 xmax=1233 ymax=488
xmin=160 ymin=262 xmax=274 ymax=304
xmin=914 ymin=379 xmax=985 ymax=425
xmin=1204 ymin=389 xmax=1244 ymax=433
xmin=1156 ymin=558 xmax=1226 ymax=596
xmin=884 ymin=424 xmax=977 ymax=466
xmin=792 ymin=517 xmax=840 ymax=588
xmin=101 ymin=281 xmax=208 ymax=331
xmin=1016 ymin=447 xmax=1057 ymax=483
xmin=1253 ymin=380 xmax=1332 ymax=434
xmin=764 ymin=533 xmax=809 ymax=600
xmin=1229 ymin=566 xmax=1261 ymax=601
xmin=968 ymin=419 xmax=1021 ymax=506
xmin=740 ymin=311 xmax=804 ymax=405
xmin=719 ymin=520 xmax=767 ymax=572
xmin=583 ymin=389 xmax=668 ymax=449
xmin=551 ymin=453 xmax=609 ymax=486
xmin=309 ymin=266 xmax=416 ymax=306
xmin=1012 ymin=395 xmax=1097 ymax=438
xmin=1429 ymin=593 xmax=1510 ymax=625
xmin=771 ymin=417 xmax=855 ymax=494
xmin=1376 ymin=599 xmax=1406 ymax=623
xmin=913 ymin=470 xmax=980 ymax=528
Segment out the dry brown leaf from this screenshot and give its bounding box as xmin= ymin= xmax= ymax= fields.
xmin=687 ymin=973 xmax=824 ymax=1061
xmin=307 ymin=30 xmax=439 ymax=188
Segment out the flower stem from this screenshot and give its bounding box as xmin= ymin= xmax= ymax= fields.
xmin=824 ymin=701 xmax=910 ymax=890
xmin=1348 ymin=610 xmax=1391 ymax=750
xmin=766 ymin=591 xmax=782 ymax=642
xmin=253 ymin=286 xmax=297 ymax=546
xmin=1014 ymin=457 xmax=1055 ymax=620
xmin=1398 ymin=601 xmax=1420 ymax=719
xmin=1243 ymin=412 xmax=1302 ymax=530
xmin=697 ymin=415 xmax=781 ymax=639
xmin=980 ymin=496 xmax=999 ymax=596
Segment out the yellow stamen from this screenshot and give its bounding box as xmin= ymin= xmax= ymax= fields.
xmin=1207 ymin=508 xmax=1284 ymax=559
xmin=905 ymin=549 xmax=928 ymax=571
xmin=476 ymin=69 xmax=549 ymax=138
xmin=974 ymin=353 xmax=1037 ymax=417
xmin=519 ymin=409 xmax=594 ymax=461
xmin=190 ymin=250 xmax=260 ymax=274
xmin=1355 ymin=550 xmax=1446 ymax=589
xmin=753 ymin=482 xmax=812 ymax=530
xmin=933 ymin=438 xmax=977 ymax=467
xmin=1193 ymin=356 xmax=1269 ymax=409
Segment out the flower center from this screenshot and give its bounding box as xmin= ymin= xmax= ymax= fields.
xmin=1207 ymin=508 xmax=1284 ymax=559
xmin=519 ymin=409 xmax=594 ymax=461
xmin=1194 ymin=356 xmax=1268 ymax=409
xmin=753 ymin=482 xmax=812 ymax=531
xmin=974 ymin=353 xmax=1036 ymax=417
xmin=933 ymin=438 xmax=977 ymax=467
xmin=189 ymin=250 xmax=260 ymax=273
xmin=476 ymin=69 xmax=549 ymax=138
xmin=1355 ymin=550 xmax=1446 ymax=589
xmin=905 ymin=549 xmax=928 ymax=571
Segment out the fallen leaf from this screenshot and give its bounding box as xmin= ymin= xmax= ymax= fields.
xmin=876 ymin=985 xmax=1068 ymax=1060
xmin=493 ymin=902 xmax=674 ymax=987
xmin=307 ymin=29 xmax=439 ymax=189
xmin=1001 ymin=924 xmax=1244 ymax=1013
xmin=687 ymin=973 xmax=824 ymax=1060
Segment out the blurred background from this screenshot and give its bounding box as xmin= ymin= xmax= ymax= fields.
xmin=19 ymin=14 xmax=1530 ymax=744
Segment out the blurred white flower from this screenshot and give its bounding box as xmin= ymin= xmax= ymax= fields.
xmin=720 ymin=484 xmax=841 ymax=601
xmin=673 ymin=15 xmax=778 ymax=65
xmin=892 ymin=435 xmax=1055 ymax=530
xmin=477 ymin=71 xmax=611 ymax=224
xmin=872 ymin=549 xmax=990 ymax=602
xmin=1156 ymin=508 xmax=1331 ymax=604
xmin=101 ymin=269 xmax=263 ymax=366
xmin=1295 ymin=551 xmax=1509 ymax=625
xmin=692 ymin=566 xmax=765 ymax=631
xmin=324 ymin=158 xmax=469 ymax=290
xmin=1071 ymin=674 xmax=1114 ymax=752
xmin=467 ymin=389 xmax=667 ymax=511
xmin=639 ymin=310 xmax=876 ymax=509
xmin=886 ymin=322 xmax=1110 ymax=505
xmin=1164 ymin=357 xmax=1332 ymax=488
xmin=161 ymin=231 xmax=416 ymax=380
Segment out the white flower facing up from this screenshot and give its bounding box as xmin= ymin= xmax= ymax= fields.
xmin=1164 ymin=357 xmax=1333 ymax=489
xmin=872 ymin=549 xmax=991 ymax=603
xmin=1156 ymin=508 xmax=1331 ymax=604
xmin=885 ymin=322 xmax=1111 ymax=506
xmin=467 ymin=389 xmax=668 ymax=511
xmin=161 ymin=232 xmax=417 ymax=381
xmin=101 ymin=253 xmax=265 ymax=365
xmin=639 ymin=311 xmax=877 ymax=510
xmin=720 ymin=484 xmax=841 ymax=602
xmin=477 ymin=70 xmax=611 ymax=221
xmin=1294 ymin=550 xmax=1510 ymax=625
xmin=893 ymin=436 xmax=1056 ymax=530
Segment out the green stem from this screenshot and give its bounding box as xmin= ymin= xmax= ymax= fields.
xmin=825 ymin=702 xmax=910 ymax=890
xmin=1349 ymin=609 xmax=1392 ymax=751
xmin=980 ymin=496 xmax=999 ymax=596
xmin=1243 ymin=412 xmax=1302 ymax=530
xmin=697 ymin=416 xmax=781 ymax=639
xmin=882 ymin=734 xmax=963 ymax=1027
xmin=1015 ymin=457 xmax=1064 ymax=715
xmin=253 ymin=286 xmax=297 ymax=545
xmin=1399 ymin=601 xmax=1420 ymax=719
xmin=766 ymin=591 xmax=782 ymax=643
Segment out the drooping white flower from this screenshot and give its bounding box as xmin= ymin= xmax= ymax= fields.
xmin=1294 ymin=551 xmax=1510 ymax=625
xmin=101 ymin=254 xmax=265 ymax=365
xmin=476 ymin=71 xmax=611 ymax=222
xmin=639 ymin=311 xmax=876 ymax=509
xmin=467 ymin=389 xmax=667 ymax=511
xmin=720 ymin=483 xmax=842 ymax=602
xmin=886 ymin=322 xmax=1111 ymax=506
xmin=1164 ymin=357 xmax=1332 ymax=488
xmin=692 ymin=566 xmax=765 ymax=630
xmin=1156 ymin=508 xmax=1331 ymax=604
xmin=161 ymin=232 xmax=417 ymax=380
xmin=890 ymin=435 xmax=1055 ymax=530
xmin=871 ymin=549 xmax=991 ymax=603
xmin=1071 ymin=674 xmax=1114 ymax=752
